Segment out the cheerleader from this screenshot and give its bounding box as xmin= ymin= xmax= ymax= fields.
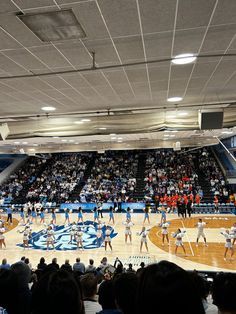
xmin=123 ymin=218 xmax=134 ymax=243
xmin=39 ymin=208 xmax=45 ymax=224
xmin=64 ymin=208 xmax=71 ymax=225
xmin=139 ymin=226 xmax=149 ymax=252
xmin=161 ymin=222 xmax=170 ymax=246
xmin=93 ymin=207 xmax=99 ymax=223
xmin=214 ymin=195 xmax=219 ymax=213
xmin=230 ymin=222 xmax=236 ymax=245
xmin=126 ymin=207 xmax=132 ymax=221
xmin=77 ymin=207 xmax=84 ymax=224
xmin=108 ymin=206 xmax=115 ymax=224
xmin=159 ymin=206 xmax=167 ymax=225
xmin=51 ymin=208 xmax=56 ymax=225
xmin=19 ymin=207 xmax=25 ymax=224
xmin=68 ymin=222 xmax=78 ymax=244
xmin=172 ymin=229 xmax=186 ymax=255
xmin=31 ymin=207 xmax=37 ymax=224
xmin=195 ymin=218 xmax=208 ymax=246
xmin=23 ymin=225 xmax=31 ymax=250
xmin=104 ymin=226 xmax=112 ymax=251
xmin=143 ymin=206 xmax=150 ymax=224
xmin=96 ymin=220 xmax=104 ymax=247
xmin=76 ymin=226 xmax=84 ymax=250
xmin=46 ymin=225 xmax=55 ymax=250
xmin=0 ymin=223 xmax=6 ymax=249
xmin=221 ymin=230 xmax=234 ymax=260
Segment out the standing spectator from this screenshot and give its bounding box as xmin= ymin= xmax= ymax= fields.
xmin=85 ymin=259 xmax=96 ymax=274
xmin=73 ymin=257 xmax=85 ymax=274
xmin=37 ymin=257 xmax=47 ymax=271
xmin=6 ymin=206 xmax=13 ymax=225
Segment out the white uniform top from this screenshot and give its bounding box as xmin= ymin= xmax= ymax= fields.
xmin=47 ymin=229 xmax=54 ymax=241
xmin=197 ymin=222 xmax=206 ymax=232
xmin=221 ymin=232 xmax=234 ymax=247
xmin=97 ymin=223 xmax=104 ymax=237
xmin=76 ymin=231 xmax=83 ymax=241
xmin=23 ymin=228 xmax=31 ymax=241
xmin=140 ymin=230 xmax=148 ymax=242
xmin=173 ymin=231 xmax=185 ymax=246
xmin=161 ymin=223 xmax=169 ymax=235
xmin=230 ymin=226 xmax=236 ymax=238
xmin=123 ymin=221 xmax=134 ymax=234
xmin=0 ymin=227 xmax=5 ymax=240
xmin=70 ymin=224 xmax=77 ymax=236
xmin=105 ymin=229 xmax=111 ymax=242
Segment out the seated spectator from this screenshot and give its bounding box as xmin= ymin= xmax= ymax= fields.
xmin=85 ymin=259 xmax=96 ymax=274
xmin=126 ymin=264 xmax=135 ymax=274
xmin=0 ymin=258 xmax=10 ymax=270
xmin=37 ymin=257 xmax=47 ymax=271
xmin=113 ymin=273 xmax=138 ymax=314
xmin=212 ymin=273 xmax=236 ymax=314
xmin=136 ymin=260 xmax=205 ymax=314
xmin=0 ymin=269 xmax=19 ymax=314
xmin=80 ymin=273 xmax=102 ymax=314
xmin=47 ymin=257 xmax=59 ymax=270
xmin=136 ymin=262 xmax=145 ymax=276
xmin=73 ymin=257 xmax=85 ymax=274
xmin=61 ymin=259 xmax=72 ymax=272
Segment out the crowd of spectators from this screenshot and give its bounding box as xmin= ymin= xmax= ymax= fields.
xmin=144 ymin=150 xmax=201 ymax=201
xmin=198 ymin=149 xmax=230 ymax=202
xmin=81 ymin=151 xmax=138 ymax=203
xmin=1 ymin=255 xmax=235 ymax=314
xmin=25 ymin=153 xmax=91 ymax=203
xmin=0 ymin=157 xmax=48 ymax=204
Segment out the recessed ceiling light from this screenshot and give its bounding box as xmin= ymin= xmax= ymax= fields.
xmin=69 ymin=139 xmax=74 ymax=142
xmin=74 ymin=121 xmax=84 ymax=124
xmin=164 ymin=134 xmax=169 ymax=137
xmin=167 ymin=97 xmax=183 ymax=102
xmin=61 ymin=139 xmax=68 ymax=142
xmin=29 ymin=148 xmax=35 ymax=151
xmin=22 ymin=141 xmax=28 ymax=144
xmin=171 ymin=130 xmax=178 ymax=133
xmin=169 ymin=134 xmax=176 ymax=137
xmin=110 ymin=133 xmax=116 ymax=136
xmin=75 ymin=142 xmax=79 ymax=144
xmin=111 ymin=137 xmax=117 ymax=140
xmin=53 ymin=136 xmax=59 ymax=138
xmin=99 ymin=127 xmax=107 ymax=130
xmin=172 ymin=53 xmax=197 ymax=65
xmin=14 ymin=141 xmax=20 ymax=144
xmin=41 ymin=106 xmax=56 ymax=111
xmin=178 ymin=112 xmax=188 ymax=116
xmin=81 ymin=119 xmax=91 ymax=122
xmin=117 ymin=140 xmax=123 ymax=143
xmin=118 ymin=137 xmax=123 ymax=140
xmin=33 ymin=143 xmax=39 ymax=146
xmin=167 ymin=115 xmax=175 ymax=119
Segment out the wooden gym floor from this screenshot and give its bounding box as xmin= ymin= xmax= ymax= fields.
xmin=1 ymin=212 xmax=236 ymax=272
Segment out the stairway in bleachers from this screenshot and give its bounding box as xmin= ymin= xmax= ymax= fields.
xmin=132 ymin=151 xmax=147 ymax=200
xmin=69 ymin=152 xmax=97 ymax=202
xmin=13 ymin=156 xmax=53 ymax=204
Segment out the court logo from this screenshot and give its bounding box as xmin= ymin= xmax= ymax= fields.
xmin=17 ymin=220 xmax=117 ymax=251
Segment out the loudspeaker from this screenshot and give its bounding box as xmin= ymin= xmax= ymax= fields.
xmin=0 ymin=123 xmax=10 ymax=141
xmin=199 ymin=110 xmax=224 ymax=130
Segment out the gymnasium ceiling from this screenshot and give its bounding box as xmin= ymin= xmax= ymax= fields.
xmin=0 ymin=0 xmax=236 ymax=153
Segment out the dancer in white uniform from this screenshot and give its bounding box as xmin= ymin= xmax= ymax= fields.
xmin=221 ymin=229 xmax=234 ymax=260
xmin=139 ymin=226 xmax=149 ymax=252
xmin=68 ymin=222 xmax=77 ymax=244
xmin=230 ymin=222 xmax=236 ymax=245
xmin=123 ymin=218 xmax=134 ymax=243
xmin=23 ymin=225 xmax=31 ymax=250
xmin=0 ymin=223 xmax=6 ymax=249
xmin=46 ymin=226 xmax=55 ymax=250
xmin=104 ymin=226 xmax=112 ymax=251
xmin=196 ymin=219 xmax=208 ymax=246
xmin=96 ymin=220 xmax=104 ymax=247
xmin=76 ymin=227 xmax=84 ymax=250
xmin=172 ymin=229 xmax=186 ymax=255
xmin=161 ymin=222 xmax=170 ymax=246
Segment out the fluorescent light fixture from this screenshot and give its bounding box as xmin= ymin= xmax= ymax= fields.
xmin=172 ymin=53 xmax=197 ymax=65
xmin=110 ymin=133 xmax=116 ymax=136
xmin=14 ymin=141 xmax=20 ymax=144
xmin=118 ymin=137 xmax=123 ymax=140
xmin=74 ymin=121 xmax=84 ymax=124
xmin=178 ymin=112 xmax=188 ymax=116
xmin=99 ymin=127 xmax=107 ymax=130
xmin=169 ymin=134 xmax=176 ymax=137
xmin=164 ymin=134 xmax=169 ymax=137
xmin=167 ymin=97 xmax=183 ymax=102
xmin=117 ymin=140 xmax=123 ymax=143
xmin=61 ymin=139 xmax=68 ymax=142
xmin=81 ymin=119 xmax=91 ymax=122
xmin=111 ymin=137 xmax=117 ymax=140
xmin=41 ymin=106 xmax=56 ymax=111
xmin=29 ymin=148 xmax=35 ymax=151
xmin=33 ymin=143 xmax=39 ymax=146
xmin=22 ymin=141 xmax=28 ymax=144
xmin=221 ymin=131 xmax=233 ymax=134
xmin=53 ymin=136 xmax=59 ymax=138
xmin=17 ymin=9 xmax=86 ymax=42
xmin=69 ymin=139 xmax=74 ymax=142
